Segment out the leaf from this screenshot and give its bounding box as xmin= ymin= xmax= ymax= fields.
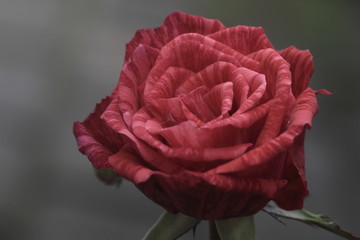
xmin=94 ymin=169 xmax=122 ymax=187
xmin=143 ymin=211 xmax=201 ymax=240
xmin=263 ymin=203 xmax=360 ymax=240
xmin=215 ymin=216 xmax=255 ymax=240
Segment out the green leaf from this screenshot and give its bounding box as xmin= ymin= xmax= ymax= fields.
xmin=94 ymin=169 xmax=122 ymax=187
xmin=263 ymin=203 xmax=360 ymax=240
xmin=215 ymin=216 xmax=255 ymax=240
xmin=143 ymin=211 xmax=201 ymax=240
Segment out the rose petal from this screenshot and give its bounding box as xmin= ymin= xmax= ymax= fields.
xmin=248 ymin=49 xmax=293 ymax=146
xmin=208 ymin=25 xmax=274 ymax=54
xmin=202 ymin=99 xmax=273 ymax=129
xmin=203 ymin=82 xmax=234 ymax=116
xmin=234 ymin=67 xmax=267 ymax=113
xmin=101 ymin=98 xmax=184 ymax=174
xmin=133 ymin=170 xmax=288 ymax=219
xmin=73 ymin=97 xmax=124 ymax=169
xmin=113 ymin=45 xmax=159 ymax=128
xmin=156 ymin=33 xmax=260 ymax=70
xmin=175 ymin=61 xmax=238 ymax=96
xmin=108 ymin=144 xmax=154 ymax=184
xmin=208 ymin=87 xmax=319 ymax=175
xmin=180 ymin=86 xmax=216 ymax=122
xmin=167 ymin=40 xmax=240 ymax=72
xmin=108 ymin=150 xmax=288 ymax=218
xmin=132 ymin=109 xmax=253 ymax=166
xmin=147 ymin=66 xmax=195 ymax=100
xmin=147 ymin=96 xmax=200 ymax=125
xmin=125 ymin=11 xmax=225 ymax=61
xmin=288 ymin=88 xmax=319 ymax=128
xmin=278 ymin=46 xmax=314 ymax=97
xmin=274 ymin=131 xmax=308 ymax=210
xmin=143 ymin=34 xmax=262 ymax=102
xmin=207 ymin=124 xmax=304 ymax=175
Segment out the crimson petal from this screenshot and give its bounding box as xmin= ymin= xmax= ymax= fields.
xmin=278 ymin=46 xmax=314 ymax=97
xmin=208 ymin=88 xmax=319 ymax=175
xmin=125 ymin=11 xmax=225 ymax=61
xmin=114 ymin=45 xmax=159 ymax=128
xmin=208 ymin=25 xmax=274 ymax=54
xmin=248 ymin=49 xmax=293 ymax=146
xmin=101 ymin=98 xmax=184 ymax=174
xmin=73 ymin=97 xmax=124 ymax=169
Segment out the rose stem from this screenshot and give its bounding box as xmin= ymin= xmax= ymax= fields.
xmin=209 ymin=221 xmax=221 ymax=240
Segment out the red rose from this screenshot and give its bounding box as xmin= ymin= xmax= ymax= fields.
xmin=73 ymin=11 xmax=328 ymax=219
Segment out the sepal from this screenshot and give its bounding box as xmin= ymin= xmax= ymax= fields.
xmin=95 ymin=169 xmax=122 ymax=187
xmin=263 ymin=203 xmax=360 ymax=240
xmin=143 ymin=211 xmax=200 ymax=240
xmin=215 ymin=216 xmax=255 ymax=240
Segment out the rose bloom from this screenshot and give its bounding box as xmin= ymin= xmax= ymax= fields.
xmin=73 ymin=11 xmax=328 ymax=219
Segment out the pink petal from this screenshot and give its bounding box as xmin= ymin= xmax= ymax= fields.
xmin=113 ymin=45 xmax=159 ymax=128
xmin=156 ymin=33 xmax=260 ymax=70
xmin=208 ymin=87 xmax=320 ymax=175
xmin=125 ymin=11 xmax=225 ymax=61
xmin=248 ymin=49 xmax=293 ymax=146
xmin=274 ymin=132 xmax=308 ymax=210
xmin=133 ymin=170 xmax=287 ymax=219
xmin=147 ymin=94 xmax=208 ymax=127
xmin=167 ymin=40 xmax=240 ymax=72
xmin=208 ymin=26 xmax=274 ymax=54
xmin=73 ymin=97 xmax=124 ymax=169
xmin=315 ymin=89 xmax=332 ymax=95
xmin=175 ymin=61 xmax=238 ymax=96
xmin=248 ymin=48 xmax=291 ymax=99
xmin=109 ymin=144 xmax=154 ymax=184
xmin=203 ymin=82 xmax=234 ymax=116
xmin=143 ymin=34 xmax=262 ymax=102
xmin=147 ymin=66 xmax=194 ymax=100
xmin=234 ymin=67 xmax=267 ymax=113
xmin=132 ymin=109 xmax=253 ymax=167
xmin=180 ymin=86 xmax=217 ymax=122
xmin=146 ymin=97 xmax=188 ymax=125
xmin=288 ymin=88 xmax=319 ymax=128
xmin=278 ymin=46 xmax=314 ymax=97
xmin=160 ymin=11 xmax=226 ymax=41
xmin=207 ymin=124 xmax=305 ymax=175
xmin=101 ymin=99 xmax=184 ymax=174
xmin=202 ymin=96 xmax=273 ymax=129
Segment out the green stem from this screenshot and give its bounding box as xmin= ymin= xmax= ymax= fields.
xmin=209 ymin=221 xmax=221 ymax=240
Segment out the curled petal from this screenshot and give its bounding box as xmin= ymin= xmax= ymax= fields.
xmin=289 ymin=88 xmax=319 ymax=128
xmin=274 ymin=132 xmax=308 ymax=210
xmin=132 ymin=109 xmax=254 ymax=169
xmin=278 ymin=46 xmax=314 ymax=97
xmin=135 ymin=170 xmax=288 ymax=219
xmin=208 ymin=87 xmax=320 ymax=175
xmin=234 ymin=67 xmax=267 ymax=113
xmin=207 ymin=124 xmax=305 ymax=175
xmin=203 ymin=82 xmax=234 ymax=116
xmin=249 ymin=49 xmax=293 ymax=146
xmin=202 ymin=98 xmax=273 ymax=129
xmin=109 ymin=144 xmax=153 ymax=184
xmin=101 ymin=98 xmax=184 ymax=174
xmin=208 ymin=25 xmax=274 ymax=54
xmin=180 ymin=86 xmax=216 ymax=123
xmin=73 ymin=97 xmax=124 ymax=169
xmin=156 ymin=33 xmax=260 ymax=70
xmin=175 ymin=61 xmax=239 ymax=96
xmin=125 ymin=11 xmax=225 ymax=60
xmin=147 ymin=67 xmax=195 ymax=100
xmin=114 ymin=45 xmax=159 ymax=127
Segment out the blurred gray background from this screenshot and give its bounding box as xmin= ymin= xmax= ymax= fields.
xmin=1 ymin=0 xmax=359 ymax=239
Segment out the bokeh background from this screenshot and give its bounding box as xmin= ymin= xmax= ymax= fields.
xmin=1 ymin=0 xmax=359 ymax=239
